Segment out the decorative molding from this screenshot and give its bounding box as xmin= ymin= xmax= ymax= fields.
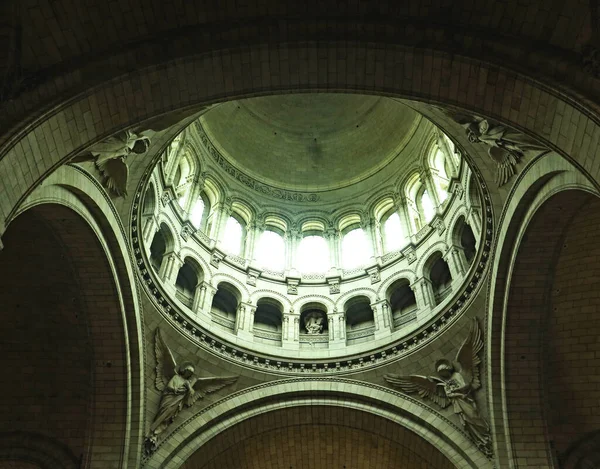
xmin=402 ymin=245 xmax=417 ymax=264
xmin=197 ymin=124 xmax=320 ymax=203
xmin=246 ymin=267 xmax=260 ymax=286
xmin=210 ymin=249 xmax=225 ymax=269
xmin=366 ymin=266 xmax=381 ymax=284
xmin=287 ymin=278 xmax=300 ymax=295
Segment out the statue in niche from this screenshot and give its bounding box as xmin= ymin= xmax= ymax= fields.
xmin=449 ymin=113 xmax=547 ymax=187
xmin=384 ymin=318 xmax=492 ymax=456
xmin=73 ymin=129 xmax=150 ymax=197
xmin=304 ymin=311 xmax=325 ymax=334
xmin=144 ymin=329 xmax=238 ymax=456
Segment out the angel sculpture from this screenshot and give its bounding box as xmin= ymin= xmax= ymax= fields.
xmin=145 ymin=329 xmax=238 ymax=456
xmin=451 ymin=114 xmax=547 ymax=187
xmin=384 ymin=318 xmax=492 ymax=456
xmin=72 ymin=129 xmax=150 ymax=197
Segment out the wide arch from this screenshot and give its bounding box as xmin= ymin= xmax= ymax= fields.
xmin=486 ymin=152 xmax=598 ymax=468
xmin=11 ymin=164 xmax=144 ymax=468
xmin=144 ymin=379 xmax=491 ymax=469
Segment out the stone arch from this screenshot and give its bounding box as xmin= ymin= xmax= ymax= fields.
xmin=249 ymin=290 xmax=292 ymax=311
xmin=377 ymin=269 xmax=418 ymax=298
xmin=15 ymin=164 xmax=144 ymax=468
xmin=210 ymin=274 xmax=249 ymax=301
xmin=486 ymin=152 xmax=598 ymax=468
xmin=335 ymin=288 xmax=378 ymax=310
xmin=292 ymin=295 xmax=336 ymax=314
xmin=178 ymin=247 xmax=212 ymax=282
xmin=0 ymin=201 xmax=139 ymax=468
xmin=415 ymin=241 xmax=449 ymax=277
xmin=144 ymin=379 xmax=490 ymax=469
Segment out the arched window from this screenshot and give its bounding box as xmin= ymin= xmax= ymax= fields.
xmin=256 ymin=230 xmax=285 ymax=271
xmin=341 ymin=228 xmax=371 ymax=269
xmin=222 ymin=216 xmax=243 ymax=256
xmin=431 ymin=148 xmax=450 ymax=202
xmin=297 ymin=235 xmax=330 ymax=273
xmin=189 ymin=197 xmax=205 ymax=229
xmin=421 ymin=189 xmax=435 ymax=223
xmin=383 ymin=212 xmax=403 ymax=252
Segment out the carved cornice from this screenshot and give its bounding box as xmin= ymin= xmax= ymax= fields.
xmin=196 ymin=123 xmax=320 ymax=203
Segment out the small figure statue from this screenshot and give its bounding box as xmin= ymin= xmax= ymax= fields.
xmin=144 ymin=329 xmax=238 ymax=456
xmin=73 ymin=129 xmax=150 ymax=197
xmin=304 ymin=311 xmax=325 ymax=334
xmin=384 ymin=318 xmax=492 ymax=456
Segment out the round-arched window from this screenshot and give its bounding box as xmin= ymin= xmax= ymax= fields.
xmin=256 ymin=230 xmax=285 ymax=271
xmin=222 ymin=216 xmax=243 ymax=255
xmin=421 ymin=189 xmax=435 ymax=223
xmin=297 ymin=235 xmax=330 ymax=273
xmin=341 ymin=228 xmax=371 ymax=269
xmin=383 ymin=212 xmax=403 ymax=252
xmin=189 ymin=197 xmax=205 ymax=229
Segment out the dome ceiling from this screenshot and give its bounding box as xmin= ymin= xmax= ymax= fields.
xmin=200 ymin=94 xmax=421 ymax=192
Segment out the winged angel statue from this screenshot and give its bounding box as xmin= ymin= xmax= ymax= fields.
xmin=384 ymin=318 xmax=491 ymax=455
xmin=144 ymin=329 xmax=238 ymax=456
xmin=449 ymin=113 xmax=547 ymax=187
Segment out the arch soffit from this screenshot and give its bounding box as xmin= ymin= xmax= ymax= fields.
xmin=0 ymin=431 xmax=80 ymax=469
xmin=445 ymin=207 xmax=470 ymax=247
xmin=335 ymin=287 xmax=378 ymax=310
xmin=377 ymin=269 xmax=418 ymax=298
xmin=143 ymin=180 xmax=159 ymax=217
xmin=156 ymin=212 xmax=182 ymax=253
xmin=178 ymin=246 xmax=211 ymax=280
xmin=292 ymin=294 xmax=336 ymax=313
xmin=485 ymin=152 xmax=598 ymax=466
xmin=146 ymin=379 xmax=489 ymax=469
xmin=14 ymin=168 xmax=143 ymax=468
xmin=211 ymin=274 xmax=250 ymax=301
xmin=249 ymin=290 xmax=293 ymax=310
xmin=416 ymin=242 xmax=450 ymax=278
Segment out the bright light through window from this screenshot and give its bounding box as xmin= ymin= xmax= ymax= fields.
xmin=189 ymin=198 xmax=204 ymax=228
xmin=297 ymin=236 xmax=330 ymax=273
xmin=256 ymin=230 xmax=285 ymax=271
xmin=342 ymin=229 xmax=371 ymax=269
xmin=384 ymin=213 xmax=403 ymax=252
xmin=422 ymin=190 xmax=435 ymax=222
xmin=222 ymin=217 xmax=243 ymax=255
xmin=178 ymin=193 xmax=188 ymax=209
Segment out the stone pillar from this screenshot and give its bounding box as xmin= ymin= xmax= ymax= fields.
xmin=235 ymin=302 xmax=255 ymax=340
xmin=286 ymin=228 xmax=301 ymax=271
xmin=325 ymin=228 xmax=341 ymax=268
xmin=467 ymin=207 xmax=482 ymax=243
xmin=437 ymin=133 xmax=459 ymax=176
xmin=328 ymin=315 xmax=335 ymax=341
xmin=183 ymin=173 xmax=207 ymax=221
xmin=372 ymin=300 xmax=393 ymax=338
xmin=142 ymin=215 xmax=158 ymax=244
xmin=293 ymin=316 xmax=300 ymax=342
xmin=444 ymin=247 xmax=465 ymax=280
xmin=160 ymin=251 xmax=183 ymax=286
xmin=251 ymin=222 xmax=266 ymax=263
xmin=202 ymin=283 xmax=217 ymax=313
xmin=393 ymin=196 xmax=412 ymax=240
xmin=244 ymin=221 xmax=258 ymax=261
xmin=192 ymin=283 xmax=205 ymax=313
xmin=421 ymin=169 xmax=441 ymax=210
xmin=361 ymin=217 xmax=377 ymax=260
xmin=328 ymin=311 xmax=346 ymax=349
xmin=411 ymin=277 xmax=434 ymax=310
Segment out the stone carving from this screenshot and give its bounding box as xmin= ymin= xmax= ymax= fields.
xmin=432 ymin=217 xmax=446 ymax=235
xmin=384 ymin=318 xmax=491 ymax=455
xmin=304 ymin=311 xmax=325 ymax=334
xmin=451 ymin=114 xmax=547 ymax=187
xmin=74 ymin=130 xmax=150 ymax=197
xmin=145 ymin=329 xmax=237 ymax=456
xmin=367 ymin=267 xmax=381 ymax=284
xmin=582 ymin=44 xmax=600 ymax=78
xmin=328 ymin=280 xmax=340 ymax=294
xmin=160 ymin=191 xmax=172 ymax=207
xmin=210 ymin=250 xmax=225 ymax=269
xmin=197 ymin=125 xmax=319 ymax=202
xmin=180 ymin=225 xmax=193 ymax=241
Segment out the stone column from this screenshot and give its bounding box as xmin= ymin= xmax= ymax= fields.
xmin=395 ymin=196 xmax=414 ymax=241
xmin=329 ymin=311 xmax=346 ymax=350
xmin=444 ymin=246 xmax=465 ymax=280
xmin=160 ymin=251 xmax=183 ymax=285
xmin=183 ymin=173 xmax=207 ymax=221
xmin=328 ymin=315 xmax=335 ymax=341
xmin=201 ymin=283 xmax=217 ymax=313
xmin=467 ymin=208 xmax=482 ymax=243
xmin=421 ymin=169 xmax=441 ymax=210
xmin=142 ymin=215 xmax=158 ymax=244
xmin=372 ymin=300 xmax=393 ymax=338
xmin=244 ymin=221 xmax=258 ymax=261
xmin=286 ymin=228 xmax=301 ymax=271
xmin=235 ymin=302 xmax=255 ymax=340
xmin=411 ymin=277 xmax=434 ymax=310
xmin=361 ymin=217 xmax=377 ymax=260
xmin=325 ymin=228 xmax=341 ymax=268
